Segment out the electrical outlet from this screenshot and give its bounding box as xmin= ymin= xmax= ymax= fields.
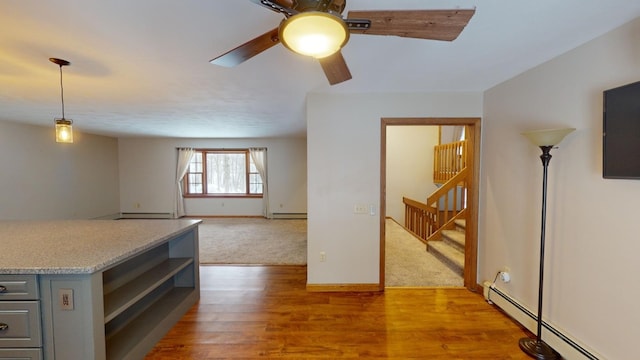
xmin=320 ymin=251 xmax=326 ymax=262
xmin=500 ymin=266 xmax=511 ymax=283
xmin=59 ymin=288 xmax=74 ymax=310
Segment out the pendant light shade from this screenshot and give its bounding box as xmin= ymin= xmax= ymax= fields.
xmin=55 ymin=118 xmax=73 ymax=143
xmin=279 ymin=12 xmax=349 ymax=59
xmin=50 ymin=58 xmax=74 ymax=143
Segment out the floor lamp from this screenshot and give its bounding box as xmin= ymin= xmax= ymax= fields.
xmin=520 ymin=127 xmax=575 ymax=360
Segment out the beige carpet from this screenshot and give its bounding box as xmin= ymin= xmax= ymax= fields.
xmin=198 ymin=217 xmax=307 ymax=265
xmin=197 ymin=217 xmax=463 ymax=287
xmin=384 ymin=219 xmax=463 ymax=287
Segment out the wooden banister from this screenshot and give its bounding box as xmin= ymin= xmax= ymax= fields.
xmin=403 ymin=136 xmax=471 ymax=244
xmin=426 ymin=167 xmax=468 ymax=206
xmin=403 ymin=196 xmax=437 ymax=243
xmin=404 ymin=167 xmax=469 ymax=243
xmin=427 ymin=208 xmax=467 ymax=243
xmin=434 ymin=140 xmax=467 ymax=183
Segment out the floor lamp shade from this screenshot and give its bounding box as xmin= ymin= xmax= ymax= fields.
xmin=519 ymin=127 xmax=574 ymax=359
xmin=522 ymin=128 xmax=575 ymax=147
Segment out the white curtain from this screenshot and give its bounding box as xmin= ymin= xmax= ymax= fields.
xmin=174 ymin=147 xmax=195 ymax=218
xmin=249 ymin=147 xmax=270 ymax=218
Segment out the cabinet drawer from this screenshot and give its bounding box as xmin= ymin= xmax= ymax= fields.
xmin=0 ymin=348 xmax=42 ymax=359
xmin=0 ymin=276 xmax=38 ymax=301
xmin=0 ymin=302 xmax=41 ymax=348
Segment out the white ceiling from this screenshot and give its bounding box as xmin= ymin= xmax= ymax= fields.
xmin=2 ymin=0 xmax=640 ymax=139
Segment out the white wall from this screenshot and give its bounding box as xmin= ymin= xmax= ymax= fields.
xmin=0 ymin=121 xmax=119 ymax=219
xmin=118 ymin=137 xmax=306 ymax=217
xmin=386 ymin=126 xmax=439 ymax=222
xmin=481 ymin=17 xmax=640 ymax=359
xmin=307 ymin=92 xmax=482 ymax=285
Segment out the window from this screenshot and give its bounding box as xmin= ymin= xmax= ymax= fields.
xmin=184 ymin=149 xmax=263 ymax=197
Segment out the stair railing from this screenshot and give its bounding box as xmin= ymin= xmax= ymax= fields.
xmin=404 ymin=167 xmax=469 ymax=243
xmin=403 ymin=196 xmax=437 ymax=243
xmin=433 ymin=140 xmax=467 ymax=183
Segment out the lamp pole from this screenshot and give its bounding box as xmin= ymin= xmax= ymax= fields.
xmin=518 ymin=145 xmax=560 ymax=360
xmin=519 ymin=127 xmax=574 ymax=359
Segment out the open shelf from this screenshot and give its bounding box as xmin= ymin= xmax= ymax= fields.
xmin=103 ymin=257 xmax=193 ymax=322
xmin=105 ymin=287 xmax=197 ymax=360
xmin=101 ymin=228 xmax=199 ymax=359
xmin=36 ymin=223 xmax=200 ymax=359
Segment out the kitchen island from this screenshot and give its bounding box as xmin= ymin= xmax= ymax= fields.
xmin=0 ymin=219 xmax=201 ymax=360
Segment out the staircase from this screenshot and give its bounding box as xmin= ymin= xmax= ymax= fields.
xmin=403 ymin=138 xmax=470 ymax=277
xmin=427 ymin=219 xmax=465 ymax=276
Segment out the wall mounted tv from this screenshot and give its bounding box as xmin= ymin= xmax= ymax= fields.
xmin=603 ymin=80 xmax=640 ymax=179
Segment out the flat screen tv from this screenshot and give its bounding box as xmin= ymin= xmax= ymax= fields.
xmin=603 ymin=80 xmax=640 ymax=179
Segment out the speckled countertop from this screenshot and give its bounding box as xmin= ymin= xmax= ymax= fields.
xmin=0 ymin=219 xmax=201 ymax=274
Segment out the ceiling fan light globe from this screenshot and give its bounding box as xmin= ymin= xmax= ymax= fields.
xmin=291 ymin=34 xmax=333 ymax=57
xmin=280 ymin=12 xmax=349 ymax=58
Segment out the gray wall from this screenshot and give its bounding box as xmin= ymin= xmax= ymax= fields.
xmin=481 ymin=17 xmax=640 ymax=360
xmin=385 ymin=125 xmax=439 ymax=223
xmin=0 ymin=121 xmax=120 ymax=220
xmin=306 ymin=92 xmax=482 ymax=285
xmin=118 ymin=137 xmax=307 ymax=217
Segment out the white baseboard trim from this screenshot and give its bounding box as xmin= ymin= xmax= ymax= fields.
xmin=119 ymin=212 xmax=174 ymax=219
xmin=271 ymin=213 xmax=307 ymax=219
xmin=92 ymin=213 xmax=121 ymax=220
xmin=482 ymin=281 xmax=601 ymax=360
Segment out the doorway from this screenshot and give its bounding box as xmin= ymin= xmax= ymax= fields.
xmin=380 ymin=117 xmax=481 ymax=291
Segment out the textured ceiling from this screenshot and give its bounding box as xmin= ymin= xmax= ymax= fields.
xmin=2 ymin=0 xmax=640 ymax=138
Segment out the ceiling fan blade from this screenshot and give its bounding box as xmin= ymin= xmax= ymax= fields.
xmin=249 ymin=0 xmax=297 ymax=16
xmin=210 ymin=28 xmax=280 ymax=67
xmin=347 ymin=9 xmax=475 ymax=41
xmin=318 ymin=51 xmax=352 ymax=85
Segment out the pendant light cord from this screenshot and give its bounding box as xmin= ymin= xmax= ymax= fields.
xmin=58 ymin=64 xmax=65 ymax=119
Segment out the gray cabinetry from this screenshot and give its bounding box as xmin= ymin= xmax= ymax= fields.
xmin=0 ymin=275 xmax=42 ymax=360
xmin=0 ymin=221 xmax=200 ymax=360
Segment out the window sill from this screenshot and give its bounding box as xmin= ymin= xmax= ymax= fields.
xmin=184 ymin=194 xmax=263 ymax=199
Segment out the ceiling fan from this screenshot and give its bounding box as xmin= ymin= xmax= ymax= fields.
xmin=210 ymin=0 xmax=475 ymax=85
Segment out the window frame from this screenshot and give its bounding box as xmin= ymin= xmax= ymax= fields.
xmin=183 ymin=148 xmax=263 ymax=198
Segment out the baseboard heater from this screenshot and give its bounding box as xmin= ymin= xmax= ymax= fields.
xmin=119 ymin=212 xmax=174 ymax=219
xmin=482 ymin=282 xmax=601 ymax=360
xmin=271 ymin=212 xmax=307 ymax=219
xmin=92 ymin=213 xmax=121 ymax=220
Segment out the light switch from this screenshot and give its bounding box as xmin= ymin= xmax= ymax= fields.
xmin=353 ymin=204 xmax=368 ymax=214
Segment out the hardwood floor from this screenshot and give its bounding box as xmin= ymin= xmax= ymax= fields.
xmin=146 ymin=265 xmax=533 ymax=359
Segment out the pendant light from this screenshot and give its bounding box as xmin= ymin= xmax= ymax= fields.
xmin=50 ymin=58 xmax=73 ymax=143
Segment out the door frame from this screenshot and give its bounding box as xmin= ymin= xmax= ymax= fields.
xmin=380 ymin=117 xmax=481 ymax=291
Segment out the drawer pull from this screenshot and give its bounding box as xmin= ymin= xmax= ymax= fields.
xmin=0 ymin=323 xmax=8 ymax=331
xmin=0 ymin=285 xmax=6 ymax=293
